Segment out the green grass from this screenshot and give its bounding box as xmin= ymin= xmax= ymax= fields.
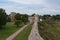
xmin=38 ymin=21 xmax=60 ymax=40
xmin=14 ymin=24 xmax=32 ymax=40
xmin=0 ymin=22 xmax=23 ymax=40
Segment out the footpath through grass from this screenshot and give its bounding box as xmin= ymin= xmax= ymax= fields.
xmin=0 ymin=22 xmax=23 ymax=40
xmin=14 ymin=24 xmax=32 ymax=40
xmin=38 ymin=21 xmax=60 ymax=40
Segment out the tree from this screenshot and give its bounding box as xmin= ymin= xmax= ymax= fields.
xmin=52 ymin=15 xmax=60 ymax=20
xmin=15 ymin=20 xmax=22 ymax=27
xmin=0 ymin=8 xmax=7 ymax=28
xmin=15 ymin=13 xmax=22 ymax=20
xmin=15 ymin=13 xmax=28 ymax=27
xmin=15 ymin=13 xmax=22 ymax=27
xmin=32 ymin=13 xmax=35 ymax=16
xmin=56 ymin=15 xmax=60 ymax=20
xmin=22 ymin=14 xmax=28 ymax=24
xmin=43 ymin=15 xmax=51 ymax=19
xmin=7 ymin=15 xmax=11 ymax=22
xmin=52 ymin=15 xmax=56 ymax=20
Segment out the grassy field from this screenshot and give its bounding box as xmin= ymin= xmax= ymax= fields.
xmin=38 ymin=21 xmax=60 ymax=40
xmin=14 ymin=24 xmax=32 ymax=40
xmin=0 ymin=22 xmax=23 ymax=40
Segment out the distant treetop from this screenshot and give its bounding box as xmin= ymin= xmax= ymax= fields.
xmin=31 ymin=13 xmax=36 ymax=16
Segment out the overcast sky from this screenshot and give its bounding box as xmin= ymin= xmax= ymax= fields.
xmin=0 ymin=0 xmax=60 ymax=15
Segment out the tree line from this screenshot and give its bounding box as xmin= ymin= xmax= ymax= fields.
xmin=0 ymin=8 xmax=28 ymax=29
xmin=39 ymin=14 xmax=60 ymax=21
xmin=0 ymin=8 xmax=60 ymax=29
xmin=15 ymin=13 xmax=28 ymax=27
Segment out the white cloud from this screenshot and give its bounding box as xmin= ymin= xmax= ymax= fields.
xmin=0 ymin=0 xmax=60 ymax=15
xmin=8 ymin=0 xmax=44 ymax=4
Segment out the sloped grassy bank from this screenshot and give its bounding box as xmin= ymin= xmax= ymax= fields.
xmin=0 ymin=22 xmax=23 ymax=40
xmin=38 ymin=21 xmax=60 ymax=40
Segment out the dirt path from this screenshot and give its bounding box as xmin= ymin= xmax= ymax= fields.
xmin=28 ymin=21 xmax=44 ymax=40
xmin=6 ymin=24 xmax=29 ymax=40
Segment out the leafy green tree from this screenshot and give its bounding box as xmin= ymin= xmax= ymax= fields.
xmin=52 ymin=15 xmax=60 ymax=20
xmin=15 ymin=13 xmax=22 ymax=27
xmin=15 ymin=13 xmax=22 ymax=20
xmin=43 ymin=15 xmax=51 ymax=19
xmin=15 ymin=20 xmax=22 ymax=27
xmin=0 ymin=8 xmax=7 ymax=28
xmin=22 ymin=14 xmax=28 ymax=24
xmin=15 ymin=13 xmax=29 ymax=27
xmin=7 ymin=15 xmax=11 ymax=22
xmin=52 ymin=15 xmax=56 ymax=20
xmin=32 ymin=13 xmax=35 ymax=16
xmin=56 ymin=15 xmax=60 ymax=20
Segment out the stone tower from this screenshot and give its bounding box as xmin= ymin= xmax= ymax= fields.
xmin=10 ymin=12 xmax=16 ymax=22
xmin=28 ymin=13 xmax=39 ymax=23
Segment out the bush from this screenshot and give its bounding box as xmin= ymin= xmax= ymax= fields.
xmin=0 ymin=8 xmax=7 ymax=28
xmin=15 ymin=20 xmax=22 ymax=27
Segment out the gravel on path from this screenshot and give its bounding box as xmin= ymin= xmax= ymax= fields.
xmin=28 ymin=22 xmax=44 ymax=40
